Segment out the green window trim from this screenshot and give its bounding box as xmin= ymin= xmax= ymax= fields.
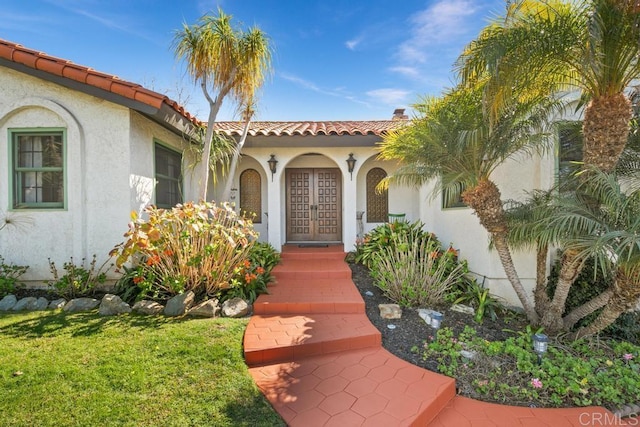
xmin=9 ymin=128 xmax=67 ymax=210
xmin=154 ymin=141 xmax=183 ymax=209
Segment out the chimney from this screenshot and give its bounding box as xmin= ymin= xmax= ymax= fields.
xmin=392 ymin=108 xmax=408 ymax=120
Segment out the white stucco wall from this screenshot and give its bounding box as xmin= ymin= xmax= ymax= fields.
xmin=0 ymin=67 xmax=193 ymax=284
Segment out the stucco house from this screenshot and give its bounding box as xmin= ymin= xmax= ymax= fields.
xmin=0 ymin=38 xmax=564 ymax=306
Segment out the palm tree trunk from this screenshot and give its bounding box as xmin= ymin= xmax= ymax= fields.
xmin=221 ymin=118 xmax=251 ymax=201
xmin=533 ymin=244 xmax=550 ymax=318
xmin=572 ymin=304 xmax=624 ymax=339
xmin=541 ymin=249 xmax=584 ymax=333
xmin=562 ymin=288 xmax=612 ymax=330
xmin=463 ymin=179 xmax=539 ymax=323
xmin=582 ymin=93 xmax=632 ymax=173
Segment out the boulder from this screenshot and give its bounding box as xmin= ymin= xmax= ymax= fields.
xmin=132 ymin=300 xmax=164 ymax=315
xmin=164 ymin=291 xmax=195 ymax=317
xmin=187 ymin=299 xmax=220 ymax=318
xmin=99 ymin=294 xmax=131 ymax=316
xmin=34 ymin=297 xmax=49 ymax=311
xmin=63 ymin=298 xmax=100 ymax=312
xmin=48 ymin=298 xmax=67 ymax=309
xmin=12 ymin=297 xmax=38 ymax=311
xmin=379 ymin=303 xmax=402 ymax=319
xmin=221 ymin=297 xmax=249 ymax=318
xmin=0 ymin=294 xmax=17 ymax=311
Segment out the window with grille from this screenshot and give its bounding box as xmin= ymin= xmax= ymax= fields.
xmin=366 ymin=168 xmax=388 ymax=222
xmin=154 ymin=143 xmax=182 ymax=208
xmin=240 ymin=169 xmax=262 ymax=223
xmin=11 ymin=130 xmax=65 ymax=209
xmin=557 ymin=121 xmax=583 ymax=190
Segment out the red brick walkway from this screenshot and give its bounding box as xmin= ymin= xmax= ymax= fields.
xmin=244 ymin=245 xmax=624 ymax=426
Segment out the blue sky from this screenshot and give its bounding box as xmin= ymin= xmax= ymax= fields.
xmin=1 ymin=0 xmax=505 ymax=121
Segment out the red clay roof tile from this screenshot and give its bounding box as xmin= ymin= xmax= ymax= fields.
xmin=0 ymin=38 xmax=201 ymax=126
xmin=214 ymin=120 xmax=405 ymax=137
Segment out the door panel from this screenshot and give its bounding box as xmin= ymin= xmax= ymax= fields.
xmin=286 ymin=168 xmax=341 ymax=242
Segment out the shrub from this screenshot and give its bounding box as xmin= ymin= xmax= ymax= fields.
xmin=48 ymin=255 xmax=108 ymax=299
xmin=111 ymin=202 xmax=258 ymax=302
xmin=450 ymin=279 xmax=505 ymax=323
xmin=369 ymin=233 xmax=466 ymax=307
xmin=355 ymin=220 xmax=440 ymax=268
xmin=0 ymin=256 xmax=28 ymax=297
xmin=223 ymin=242 xmax=280 ymax=304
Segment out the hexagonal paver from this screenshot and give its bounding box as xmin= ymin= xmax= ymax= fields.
xmin=345 ymin=377 xmax=379 ymax=398
xmin=375 ymin=378 xmax=409 ymax=400
xmin=318 ymin=392 xmax=357 ymax=416
xmin=351 ymin=392 xmax=389 ymax=417
xmin=316 ymin=375 xmax=349 ymax=396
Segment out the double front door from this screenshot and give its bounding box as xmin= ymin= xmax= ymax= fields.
xmin=286 ymin=168 xmax=342 ymax=242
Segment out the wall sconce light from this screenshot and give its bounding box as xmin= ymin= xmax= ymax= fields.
xmin=346 ymin=153 xmax=357 ymax=180
xmin=533 ymin=333 xmax=548 ymax=365
xmin=267 ymin=154 xmax=278 ymax=182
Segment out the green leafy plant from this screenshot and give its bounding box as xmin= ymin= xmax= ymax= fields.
xmin=354 ymin=220 xmax=440 ymax=268
xmin=223 ymin=242 xmax=280 ymax=304
xmin=422 ymin=326 xmax=640 ymax=409
xmin=452 ymin=279 xmax=504 ymax=323
xmin=111 ymin=201 xmax=259 ymax=302
xmin=48 ymin=255 xmax=109 ymax=299
xmin=0 ymin=256 xmax=29 ymax=297
xmin=369 ymin=233 xmax=466 ymax=307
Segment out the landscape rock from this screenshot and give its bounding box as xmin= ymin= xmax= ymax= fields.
xmin=451 ymin=304 xmax=475 ymax=315
xmin=34 ymin=297 xmax=49 ymax=311
xmin=221 ymin=297 xmax=249 ymax=318
xmin=63 ymin=298 xmax=100 ymax=312
xmin=99 ymin=294 xmax=131 ymax=316
xmin=0 ymin=294 xmax=17 ymax=311
xmin=187 ymin=299 xmax=220 ymax=317
xmin=132 ymin=300 xmax=164 ymax=315
xmin=12 ymin=297 xmax=38 ymax=311
xmin=379 ymin=303 xmax=402 ymax=319
xmin=417 ymin=308 xmax=438 ymax=324
xmin=48 ymin=298 xmax=67 ymax=309
xmin=164 ymin=291 xmax=195 ymax=317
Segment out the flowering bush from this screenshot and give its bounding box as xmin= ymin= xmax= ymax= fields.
xmin=111 ymin=202 xmax=258 ymax=301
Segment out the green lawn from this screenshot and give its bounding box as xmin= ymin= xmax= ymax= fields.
xmin=0 ymin=311 xmax=284 ymax=427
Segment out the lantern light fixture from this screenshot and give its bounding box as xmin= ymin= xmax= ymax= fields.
xmin=267 ymin=154 xmax=278 ymax=181
xmin=533 ymin=333 xmax=549 ymax=365
xmin=346 ymin=153 xmax=357 ymax=180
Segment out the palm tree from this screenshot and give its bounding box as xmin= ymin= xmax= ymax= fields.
xmin=378 ymin=82 xmax=560 ymax=323
xmin=507 ymin=169 xmax=640 ymax=336
xmin=173 ymin=9 xmax=272 ymax=201
xmin=458 ymin=0 xmax=640 ymax=174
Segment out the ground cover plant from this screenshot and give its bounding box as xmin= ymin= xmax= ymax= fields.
xmin=0 ymin=311 xmax=284 ymax=427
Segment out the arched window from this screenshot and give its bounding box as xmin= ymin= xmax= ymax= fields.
xmin=366 ymin=168 xmax=388 ymax=223
xmin=240 ymin=169 xmax=262 ymax=223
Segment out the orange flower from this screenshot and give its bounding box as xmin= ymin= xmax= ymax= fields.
xmin=146 ymin=254 xmax=161 ymax=266
xmin=256 ymin=266 xmax=265 ymax=275
xmin=133 ymin=276 xmax=144 ymax=284
xmin=243 ymin=259 xmax=251 ymax=268
xmin=244 ymin=273 xmax=252 ymax=283
xmin=163 ymin=249 xmax=174 ymax=257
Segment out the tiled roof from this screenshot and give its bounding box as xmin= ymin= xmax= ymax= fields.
xmin=214 ymin=120 xmax=405 ymax=136
xmin=0 ymin=39 xmax=201 ymax=126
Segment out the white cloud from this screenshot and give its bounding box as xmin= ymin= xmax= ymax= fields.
xmin=345 ymin=37 xmax=362 ymax=51
xmin=281 ymin=72 xmax=371 ymax=107
xmin=389 ymin=66 xmax=421 ymax=79
xmin=366 ymin=88 xmax=411 ymax=106
xmin=398 ymin=0 xmax=479 ymax=64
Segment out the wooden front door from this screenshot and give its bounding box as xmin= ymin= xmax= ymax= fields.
xmin=286 ymin=168 xmax=342 ymax=242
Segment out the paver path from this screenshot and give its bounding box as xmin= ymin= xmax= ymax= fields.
xmin=244 ymin=245 xmax=626 ymax=426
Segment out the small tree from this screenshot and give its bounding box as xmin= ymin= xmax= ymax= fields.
xmin=173 ymin=8 xmax=272 ymax=201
